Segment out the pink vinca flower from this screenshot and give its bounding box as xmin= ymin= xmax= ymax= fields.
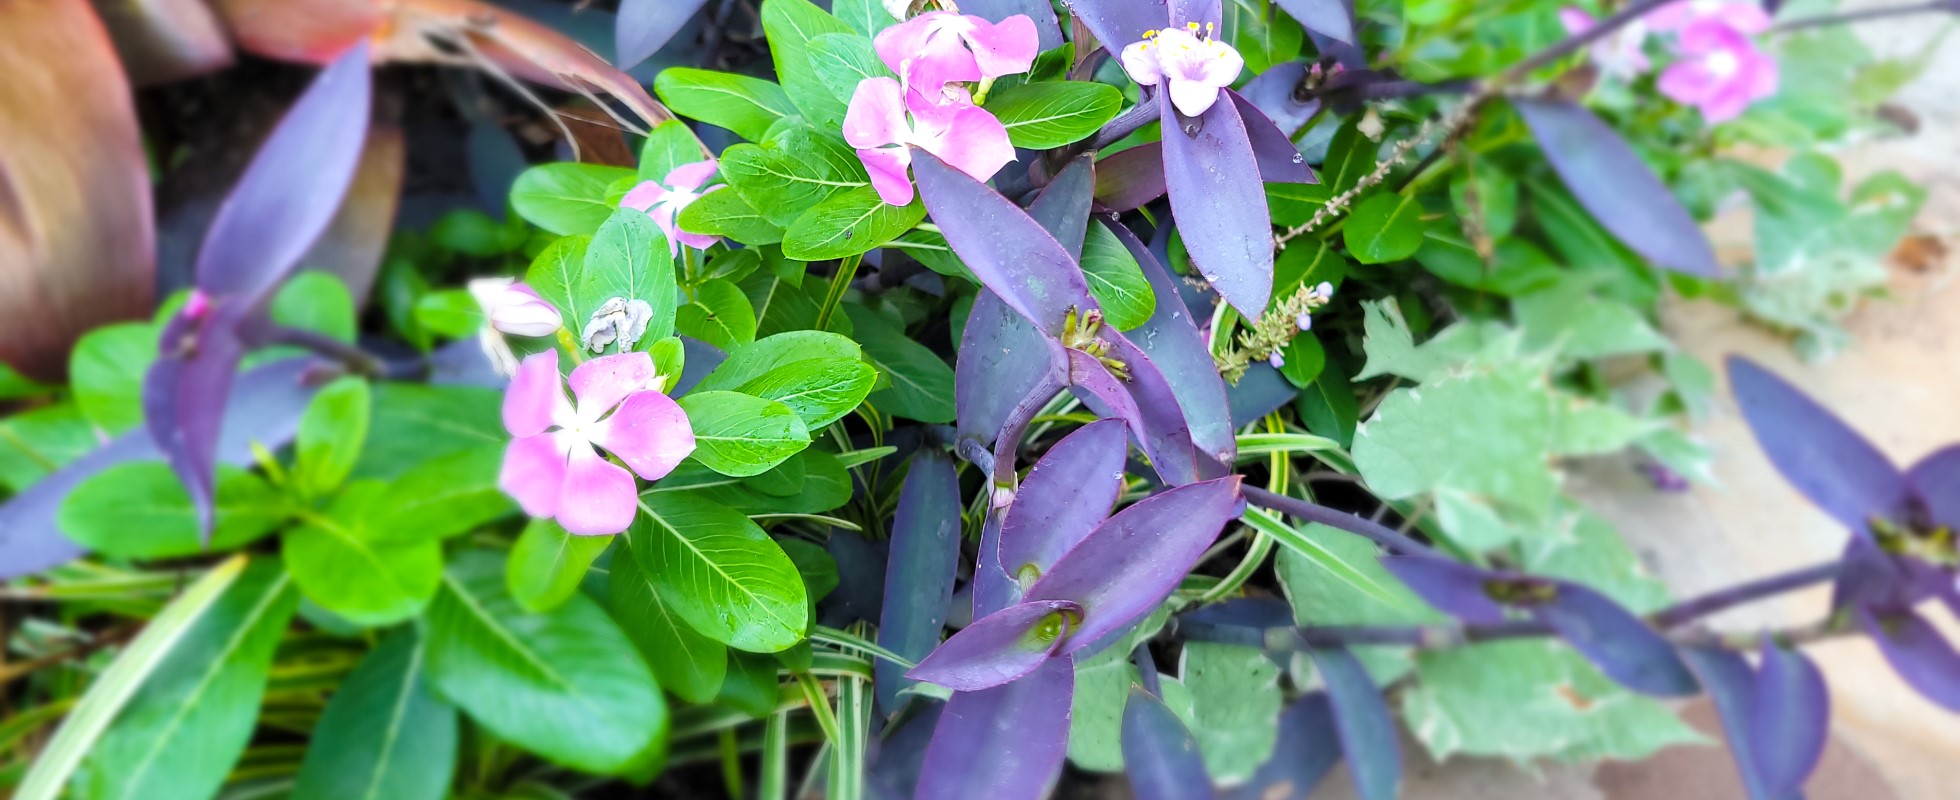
xmin=1658 ymin=19 xmax=1776 ymax=124
xmin=1119 ymin=23 xmax=1245 ymax=118
xmin=469 ymin=277 xmax=562 ymax=337
xmin=1648 ymin=0 xmax=1771 ymax=34
xmin=499 ymin=350 xmax=695 ymax=535
xmin=844 ymin=78 xmax=1014 ymax=206
xmin=873 ymin=11 xmax=1038 ymax=92
xmin=620 ymin=159 xmax=723 ymax=256
xmin=1559 ymin=7 xmax=1651 ymax=80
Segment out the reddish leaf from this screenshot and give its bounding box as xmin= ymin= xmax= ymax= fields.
xmin=878 ymin=449 xmax=964 ymax=709
xmin=1680 ymin=646 xmax=1774 ymax=799
xmin=1381 ymin=556 xmax=1512 ymax=625
xmin=1311 ymin=646 xmax=1401 ymax=800
xmin=1533 ymin=581 xmax=1699 ymax=697
xmin=1856 ymin=605 xmax=1960 ymax=711
xmin=1094 ymin=143 xmax=1168 ymax=212
xmin=1109 ymin=220 xmax=1235 ymax=472
xmin=94 ymin=0 xmax=234 ymax=85
xmin=1065 ymin=0 xmax=1162 ymax=51
xmin=955 ymin=290 xmax=1067 ymax=454
xmin=1751 ymin=639 xmax=1829 ymax=798
xmin=1235 ymin=62 xmax=1322 ymax=137
xmin=1228 ymin=694 xmax=1343 ymax=800
xmin=1229 ymin=91 xmax=1316 ymax=185
xmin=1727 ymin=356 xmax=1909 ymax=535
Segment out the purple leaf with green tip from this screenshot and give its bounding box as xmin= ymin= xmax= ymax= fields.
xmin=1855 ymin=605 xmax=1960 ymax=711
xmin=999 ymin=419 xmax=1128 ymax=586
xmin=1228 ymin=694 xmax=1342 ymax=800
xmin=1310 ymin=646 xmax=1400 ymax=800
xmin=1095 ymin=144 xmax=1168 ymax=212
xmin=1381 ymin=556 xmax=1512 ymax=625
xmin=1229 ymin=91 xmax=1316 ymax=185
xmin=1680 ymin=646 xmax=1773 ymax=799
xmin=1514 ymin=98 xmax=1719 ymax=277
xmin=1065 ymin=0 xmax=1163 ymax=50
xmin=1160 ymin=90 xmax=1275 ymax=319
xmin=915 ymin=656 xmax=1074 ymax=799
xmin=1532 ymin=582 xmax=1699 ymax=697
xmin=955 ymin=291 xmax=1068 ymax=451
xmin=1029 ymin=155 xmax=1096 ymax=259
xmin=1727 ymin=356 xmax=1909 ymax=534
xmin=1027 ymin=476 xmax=1243 ymax=651
xmin=1123 ymin=686 xmax=1216 ymax=800
xmin=1112 ymin=220 xmax=1236 ymax=471
xmin=878 ymin=449 xmax=964 ymax=709
xmin=1276 ymin=0 xmax=1355 ymax=44
xmin=1235 ymin=63 xmax=1322 ymax=138
xmin=907 ymin=599 xmax=1081 ymax=691
xmin=962 ymin=0 xmax=1064 ymax=49
xmin=1752 ymin=639 xmax=1829 ymax=798
xmin=616 ymin=0 xmax=709 ymax=70
xmin=913 ymin=150 xmax=1094 ymax=333
xmin=1906 ymin=445 xmax=1960 ymax=529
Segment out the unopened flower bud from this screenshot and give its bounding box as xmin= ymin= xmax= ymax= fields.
xmin=183 ymin=289 xmax=213 ymax=321
xmin=470 ymin=277 xmax=563 ymax=338
xmin=1267 ymin=350 xmax=1285 ymax=369
xmin=1295 ymin=312 xmax=1313 ymax=332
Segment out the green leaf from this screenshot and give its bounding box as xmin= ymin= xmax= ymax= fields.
xmin=698 ymin=331 xmax=865 ymax=391
xmin=269 ymin=271 xmax=358 ymax=344
xmin=1524 ymin=177 xmax=1657 ymax=308
xmin=1413 ymin=228 xmax=1561 ymax=296
xmin=656 ymin=70 xmax=798 ymax=143
xmin=1067 ymin=609 xmax=1170 ymax=771
xmin=807 ymin=32 xmax=892 ymax=105
xmin=676 ymin=278 xmax=759 ymax=351
xmin=630 ymin=494 xmax=810 ymax=652
xmin=1081 ymin=221 xmax=1156 ymax=330
xmin=411 ymin=289 xmax=484 ymax=339
xmin=294 ymin=377 xmax=371 ymax=497
xmin=1354 ymin=298 xmax=1509 ymax=383
xmin=1352 ymin=360 xmax=1561 ymax=517
xmin=1401 ymin=640 xmax=1703 ymax=762
xmin=425 ymin=550 xmax=666 ymax=774
xmin=524 ymin=235 xmax=596 ymax=350
xmin=735 ymin=358 xmax=878 ymax=429
xmin=75 ymin=560 xmax=298 ymax=800
xmin=508 ymin=519 xmax=613 ymax=613
xmin=761 ymin=0 xmax=856 ymax=126
xmin=285 ymin=483 xmax=443 ymax=627
xmin=1295 ymin=360 xmax=1360 ymax=449
xmin=0 ymin=403 xmax=96 ymax=491
xmin=369 ymin=443 xmax=513 ymax=543
xmin=719 ymin=127 xmax=870 ymax=227
xmin=638 ymin=120 xmax=708 ymax=181
xmin=677 ymin=187 xmax=785 ymax=245
xmin=1275 ymin=519 xmax=1441 ymax=681
xmin=779 ymin=538 xmax=839 ymax=603
xmin=1514 ymin=280 xmax=1669 ymax=360
xmin=832 ymin=0 xmax=898 ymax=36
xmin=60 ymin=463 xmax=286 ymax=559
xmin=582 ymin=207 xmax=680 ymax=349
xmin=290 ymin=630 xmax=457 ymax=800
xmin=718 ymin=651 xmax=783 ymax=718
xmin=1245 ymin=508 xmax=1423 ymax=615
xmin=678 ymin=391 xmax=812 ymax=476
xmin=14 ymin=556 xmax=247 ymax=800
xmin=1343 ymin=192 xmax=1424 ymax=264
xmin=782 ymin=186 xmax=925 ymax=261
xmin=1515 ymin=501 xmax=1672 ymax=613
xmin=845 ymin=306 xmax=955 ymax=422
xmin=1162 ymin=643 xmax=1282 ymax=783
xmin=69 ymin=322 xmax=155 ymax=434
xmin=512 ymin=163 xmax=637 ymax=236
xmin=610 ymin=548 xmax=730 ymax=703
xmin=986 ymin=82 xmax=1125 ymax=149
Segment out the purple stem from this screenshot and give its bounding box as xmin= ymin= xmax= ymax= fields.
xmin=1771 ymin=0 xmax=1956 ymax=31
xmin=1242 ymin=486 xmax=1439 ymax=558
xmin=1089 ymin=90 xmax=1162 ymax=150
xmin=1498 ymin=0 xmax=1680 ymax=82
xmin=1648 ymin=560 xmax=1847 ymax=628
xmin=992 ymin=378 xmax=1066 ymax=485
xmin=258 ymin=326 xmax=387 ymax=378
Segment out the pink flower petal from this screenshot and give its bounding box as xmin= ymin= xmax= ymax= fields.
xmin=1713 ymin=2 xmax=1771 ymax=34
xmin=569 ymin=352 xmax=659 ymax=421
xmin=588 ymin=390 xmax=696 ymax=481
xmin=962 ymin=13 xmax=1038 ymax=80
xmin=500 ymin=432 xmax=570 ymax=518
xmin=921 ymin=105 xmax=1014 ymax=186
xmin=664 ymin=159 xmax=719 ymax=193
xmin=620 ymin=180 xmax=666 ymax=212
xmin=874 ymin=12 xmax=951 ymax=77
xmin=1658 ymin=61 xmax=1720 ymax=105
xmin=650 ymin=203 xmax=685 ymax=256
xmin=876 ymin=12 xmax=985 ymax=89
xmin=859 ymin=146 xmax=917 ymax=205
xmin=555 ymin=446 xmax=640 ymax=535
xmin=504 ymin=351 xmax=570 ymax=437
xmin=1559 ymin=7 xmax=1596 ymax=34
xmin=675 ymin=228 xmax=723 ymax=251
xmin=844 ymin=77 xmax=912 ymax=150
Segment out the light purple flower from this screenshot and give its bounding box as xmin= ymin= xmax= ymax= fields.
xmin=470 ymin=277 xmax=563 ymax=337
xmin=1267 ymin=350 xmax=1285 ymax=369
xmin=499 ymin=349 xmax=695 ymax=535
xmin=1559 ymin=7 xmax=1651 ymax=80
xmin=843 ymin=78 xmax=1015 ymax=206
xmin=1648 ymin=0 xmax=1772 ymax=34
xmin=620 ymin=159 xmax=723 ymax=255
xmin=1118 ymin=23 xmax=1245 ymax=118
xmin=873 ymin=11 xmax=1038 ymax=92
xmin=1658 ymin=19 xmax=1777 ymax=124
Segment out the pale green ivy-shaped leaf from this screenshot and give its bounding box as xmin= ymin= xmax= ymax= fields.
xmin=1662 ymin=351 xmax=1716 ymax=420
xmin=1550 ymin=394 xmax=1658 ymax=456
xmin=1514 ymin=280 xmax=1670 ymax=360
xmin=630 ymin=494 xmax=809 ymax=652
xmin=1638 ymin=426 xmax=1718 ymax=488
xmin=610 ymin=544 xmax=730 ymax=704
xmin=290 ymin=629 xmax=457 ymax=800
xmin=832 ymin=0 xmax=898 ymax=36
xmin=1163 ymin=643 xmax=1282 ymax=783
xmin=1082 ymin=220 xmax=1156 ymax=330
xmin=1276 ymin=521 xmax=1442 ymax=681
xmin=677 ymin=278 xmax=759 ymax=352
xmin=677 ymin=390 xmax=813 ymax=477
xmin=1401 ymin=640 xmax=1703 ymax=764
xmin=1353 ymin=298 xmax=1511 ymax=383
xmin=1514 ymin=500 xmax=1672 ymax=613
xmin=1067 ymin=608 xmax=1170 ymax=772
xmin=1432 ymin=488 xmax=1536 ymax=553
xmin=508 ymin=519 xmax=614 ymax=614
xmin=1353 ymin=360 xmax=1561 ymax=516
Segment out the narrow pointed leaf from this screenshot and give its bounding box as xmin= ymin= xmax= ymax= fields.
xmin=1680 ymin=646 xmax=1773 ymax=799
xmin=1309 ymin=646 xmax=1400 ymax=800
xmin=1228 ymin=694 xmax=1342 ymax=800
xmin=1856 ymin=605 xmax=1960 ymax=711
xmin=1107 ymin=331 xmax=1207 ymax=484
xmin=1727 ymin=356 xmax=1908 ymax=534
xmin=956 ymin=290 xmax=1068 ymax=449
xmin=1235 ymin=63 xmax=1321 ymax=137
xmin=1111 ymin=221 xmax=1236 ymax=470
xmin=1066 ymin=0 xmax=1161 ymax=50
xmin=1029 ymin=155 xmax=1096 ymax=259
xmin=143 ymin=312 xmax=246 ymax=536
xmin=1229 ymin=91 xmax=1315 ymax=184
xmin=1275 ymin=0 xmax=1354 ymax=44
xmin=1514 ymin=99 xmax=1718 ymax=276
xmin=908 ymin=600 xmax=1081 ymax=691
xmin=1533 ymin=582 xmax=1699 ymax=697
xmin=291 ymin=629 xmax=457 ymax=800
xmin=1000 ymin=419 xmax=1128 ymax=583
xmin=878 ymin=449 xmax=963 ymax=708
xmin=916 ymin=655 xmax=1075 ymax=799
xmin=616 ymin=0 xmax=710 ymax=69
xmin=1028 ymin=476 xmax=1243 ymax=650
xmin=1751 ymin=640 xmax=1829 ymax=799
xmin=1906 ymin=445 xmax=1960 ymax=529
xmin=1160 ymin=91 xmax=1274 ymax=318
xmin=1171 ymin=0 xmax=1224 ymax=28
xmin=1380 ymin=556 xmax=1511 ymax=625
xmin=913 ymin=150 xmax=1094 ymax=333
xmin=1123 ymin=687 xmax=1217 ymax=800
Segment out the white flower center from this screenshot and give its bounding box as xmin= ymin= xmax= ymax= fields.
xmin=1705 ymin=49 xmax=1739 ymax=78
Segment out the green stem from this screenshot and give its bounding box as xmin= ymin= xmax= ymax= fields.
xmin=815 ymin=254 xmax=863 ymax=330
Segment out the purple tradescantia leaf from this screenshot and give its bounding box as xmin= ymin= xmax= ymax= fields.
xmin=1113 ymin=220 xmax=1236 ymax=471
xmin=878 ymin=449 xmax=964 ymax=709
xmin=1235 ymin=63 xmax=1322 ymax=138
xmin=1228 ymin=694 xmax=1342 ymax=800
xmin=1532 ymin=582 xmax=1700 ymax=697
xmin=1180 ymin=596 xmax=1298 ymax=631
xmin=1226 ymin=363 xmax=1297 ymax=424
xmin=1751 ymin=639 xmax=1829 ymax=799
xmin=1027 ymin=476 xmax=1243 ymax=651
xmin=915 ymin=656 xmax=1074 ymax=800
xmin=1159 ymin=90 xmax=1275 ymax=319
xmin=1123 ymin=686 xmax=1216 ymax=800
xmin=1170 ymin=0 xmax=1223 ymax=28
xmin=1108 ymin=331 xmax=1207 ymax=483
xmin=955 ymin=291 xmax=1067 ymax=451
xmin=1513 ymin=98 xmax=1719 ymax=276
xmin=1727 ymin=356 xmax=1910 ymax=535
xmin=1028 ymin=155 xmax=1096 ymax=259
xmin=1905 ymin=445 xmax=1960 ymax=529
xmin=962 ymin=0 xmax=1065 ymax=49
xmin=868 ymin=698 xmax=943 ymax=799
xmin=999 ymin=419 xmax=1128 ymax=586
xmin=142 ymin=308 xmax=249 ymax=536
xmin=1310 ymin=646 xmax=1400 ymax=800
xmin=615 ymin=0 xmax=709 ymax=70
xmin=1094 ymin=144 xmax=1168 ymax=212
xmin=1380 ymin=556 xmax=1512 ymax=625
xmin=1228 ymin=91 xmax=1316 ymax=185
xmin=1069 ymin=348 xmax=1144 ymax=430
xmin=1066 ymin=0 xmax=1163 ymax=51
xmin=908 ymin=599 xmax=1081 ymax=691
xmin=973 ymin=513 xmax=1018 ymax=618
xmin=913 ymin=150 xmax=1094 ymax=334
xmin=1855 ymin=605 xmax=1960 ymax=711
xmin=1276 ymin=0 xmax=1355 ymax=44
xmin=2 ymin=359 xmax=321 ymax=579
xmin=1680 ymin=646 xmax=1774 ymax=799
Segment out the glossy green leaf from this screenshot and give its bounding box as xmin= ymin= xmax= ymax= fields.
xmin=656 ymin=69 xmax=798 ymax=143
xmin=987 ymin=82 xmax=1125 ymax=149
xmin=677 ymin=390 xmax=813 ymax=476
xmin=293 ymin=377 xmax=371 ymax=497
xmin=352 ymin=384 xmax=504 ymax=481
xmin=290 ymin=629 xmax=457 ymax=800
xmin=734 ymin=357 xmax=877 ymax=429
xmin=69 ymin=322 xmax=155 ymax=434
xmin=582 ymin=207 xmax=680 ymax=350
xmin=698 ymin=331 xmax=864 ymax=391
xmin=639 ymin=120 xmax=711 ymax=182
xmin=285 ymin=483 xmax=442 ymax=627
xmin=60 ymin=463 xmax=286 ymax=559
xmin=677 ymin=187 xmax=785 ymax=245
xmin=676 ymin=278 xmax=759 ymax=351
xmin=760 ymin=0 xmax=855 ymax=126
xmin=1081 ymin=220 xmax=1156 ymax=330
xmin=845 ymin=306 xmax=955 ymax=423
xmin=508 ymin=519 xmax=614 ymax=613
xmin=610 ymin=545 xmax=730 ymax=703
xmin=369 ymin=443 xmax=513 ymax=543
xmin=512 ymin=163 xmax=637 ymax=236
xmin=782 ymin=186 xmax=925 ymax=261
xmin=807 ymin=32 xmax=892 ymax=105
xmin=630 ymin=494 xmax=809 ymax=652
xmin=719 ymin=127 xmax=870 ymax=227
xmin=1343 ymin=192 xmax=1424 ymax=264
